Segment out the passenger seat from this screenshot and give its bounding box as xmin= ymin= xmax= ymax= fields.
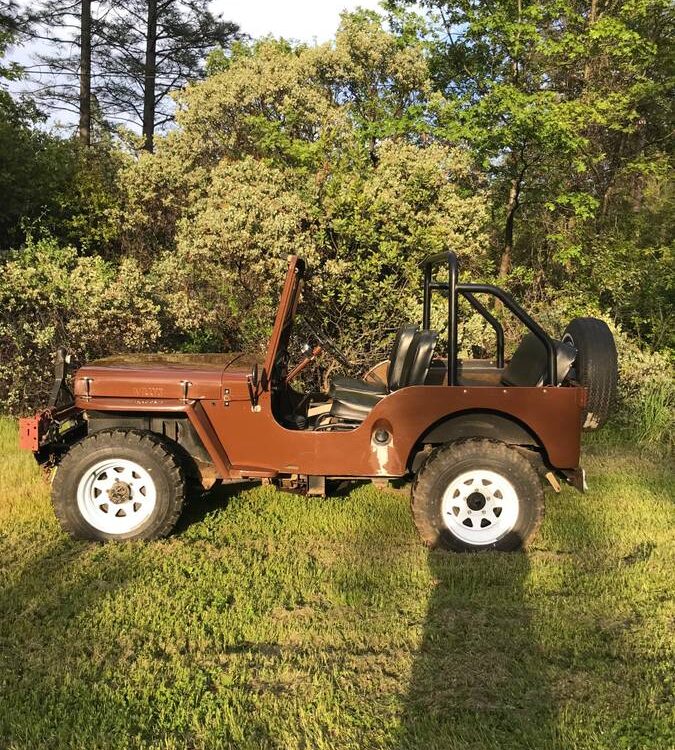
xmin=501 ymin=333 xmax=576 ymax=387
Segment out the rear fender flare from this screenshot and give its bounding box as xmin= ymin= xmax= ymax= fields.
xmin=409 ymin=410 xmax=546 ymax=472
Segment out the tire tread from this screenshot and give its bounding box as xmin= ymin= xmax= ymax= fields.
xmin=411 ymin=439 xmax=545 ymax=552
xmin=52 ymin=429 xmax=186 ymax=541
xmin=564 ymin=317 xmax=618 ymax=429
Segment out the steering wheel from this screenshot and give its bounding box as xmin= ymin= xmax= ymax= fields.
xmin=300 ymin=317 xmax=351 ymax=368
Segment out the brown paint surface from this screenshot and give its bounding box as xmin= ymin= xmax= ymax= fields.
xmin=74 ymin=381 xmax=583 ymax=479
xmin=202 ymin=385 xmax=583 ymax=476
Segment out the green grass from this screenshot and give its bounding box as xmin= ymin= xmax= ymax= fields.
xmin=0 ymin=417 xmax=673 ymax=750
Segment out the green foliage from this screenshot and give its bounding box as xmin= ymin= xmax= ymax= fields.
xmin=155 ymin=157 xmax=319 ymax=352
xmin=0 ymin=119 xmax=69 ymax=247
xmin=388 ymin=0 xmax=674 ymax=348
xmin=0 ymin=7 xmax=672 ymax=435
xmin=0 ymin=122 xmax=125 ymax=253
xmin=611 ymin=329 xmax=674 ymax=453
xmin=0 ymin=237 xmax=161 ymax=412
xmin=54 ymin=143 xmax=128 ymax=252
xmin=0 ymin=5 xmax=127 ymax=253
xmin=123 ymin=17 xmax=489 ymax=374
xmin=0 ymin=0 xmax=25 ymax=89
xmin=167 ymin=12 xmax=431 ymax=171
xmin=634 ymin=380 xmax=674 ymax=451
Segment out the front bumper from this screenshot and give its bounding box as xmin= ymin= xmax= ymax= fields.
xmin=19 ymin=406 xmax=84 ymax=465
xmin=18 ymin=348 xmax=84 ymax=464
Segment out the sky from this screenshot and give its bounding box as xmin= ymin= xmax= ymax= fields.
xmin=10 ymin=0 xmax=385 ymax=62
xmin=216 ymin=0 xmax=383 ymax=42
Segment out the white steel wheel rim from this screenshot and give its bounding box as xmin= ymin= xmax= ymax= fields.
xmin=77 ymin=458 xmax=157 ymax=535
xmin=441 ymin=470 xmax=520 ymax=545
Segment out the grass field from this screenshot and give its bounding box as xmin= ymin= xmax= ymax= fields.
xmin=0 ymin=417 xmax=673 ymax=750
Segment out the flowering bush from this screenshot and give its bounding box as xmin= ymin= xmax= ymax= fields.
xmin=0 ymin=237 xmax=162 ymax=412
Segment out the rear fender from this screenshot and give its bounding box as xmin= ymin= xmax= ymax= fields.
xmin=410 ymin=410 xmax=545 ymax=471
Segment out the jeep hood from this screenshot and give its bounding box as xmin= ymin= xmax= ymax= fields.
xmin=73 ymin=352 xmax=257 ymax=402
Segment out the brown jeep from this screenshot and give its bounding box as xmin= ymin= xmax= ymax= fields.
xmin=19 ymin=252 xmax=617 ymax=551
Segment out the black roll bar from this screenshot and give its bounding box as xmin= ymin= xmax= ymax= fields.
xmin=420 ymin=251 xmax=556 ymax=386
xmin=461 ymin=291 xmax=505 ymax=369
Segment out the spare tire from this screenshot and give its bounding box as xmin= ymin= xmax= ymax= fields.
xmin=563 ymin=317 xmax=618 ymax=430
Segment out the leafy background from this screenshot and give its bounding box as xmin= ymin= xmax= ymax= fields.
xmin=0 ymin=6 xmax=672 ymax=450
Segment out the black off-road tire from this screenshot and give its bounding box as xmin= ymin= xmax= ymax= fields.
xmin=52 ymin=429 xmax=186 ymax=542
xmin=563 ymin=317 xmax=618 ymax=430
xmin=411 ymin=440 xmax=545 ymax=552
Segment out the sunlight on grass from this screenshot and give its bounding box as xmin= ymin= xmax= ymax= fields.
xmin=0 ymin=417 xmax=673 ymax=749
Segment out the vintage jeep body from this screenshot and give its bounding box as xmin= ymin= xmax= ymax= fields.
xmin=20 ymin=252 xmax=617 ymax=551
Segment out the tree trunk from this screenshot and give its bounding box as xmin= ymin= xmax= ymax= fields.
xmin=79 ymin=0 xmax=91 ymax=146
xmin=499 ymin=177 xmax=520 ymax=279
xmin=590 ymin=0 xmax=598 ymax=23
xmin=584 ymin=0 xmax=599 ymax=82
xmin=142 ymin=0 xmax=158 ymax=152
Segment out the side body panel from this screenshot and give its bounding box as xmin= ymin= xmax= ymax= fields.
xmin=74 ymin=382 xmax=584 ymax=479
xmin=201 ymin=384 xmax=585 ymax=476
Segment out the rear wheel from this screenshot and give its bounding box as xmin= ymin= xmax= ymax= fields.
xmin=563 ymin=317 xmax=618 ymax=430
xmin=411 ymin=440 xmax=544 ymax=552
xmin=52 ymin=429 xmax=186 ymax=541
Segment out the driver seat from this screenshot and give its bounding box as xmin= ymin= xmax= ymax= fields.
xmin=329 ymin=324 xmax=418 ymax=401
xmin=329 ymin=329 xmax=439 ymax=423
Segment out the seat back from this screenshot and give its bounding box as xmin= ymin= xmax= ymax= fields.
xmin=403 ymin=330 xmax=439 ymax=386
xmin=501 ymin=333 xmax=576 ymax=387
xmin=387 ymin=324 xmax=418 ymax=390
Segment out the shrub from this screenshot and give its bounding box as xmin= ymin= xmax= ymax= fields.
xmin=0 ymin=237 xmax=162 ymax=413
xmin=611 ymin=331 xmax=674 ymax=453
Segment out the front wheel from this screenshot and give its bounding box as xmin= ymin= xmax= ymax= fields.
xmin=52 ymin=429 xmax=187 ymax=541
xmin=411 ymin=440 xmax=544 ymax=552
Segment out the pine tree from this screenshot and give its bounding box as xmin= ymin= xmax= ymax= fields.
xmin=26 ymin=1 xmax=239 ymax=149
xmin=93 ymin=0 xmax=239 ymax=150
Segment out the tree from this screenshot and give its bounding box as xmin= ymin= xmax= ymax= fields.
xmin=24 ymin=1 xmax=95 ymax=139
xmin=93 ymin=0 xmax=239 ymax=150
xmin=121 ymin=15 xmax=489 ymax=369
xmin=0 ymin=0 xmax=28 ymax=110
xmin=26 ymin=1 xmax=239 ymax=149
xmin=0 ymin=6 xmax=125 ymax=254
xmin=79 ymin=0 xmax=91 ymax=144
xmin=385 ymin=0 xmax=674 ymax=345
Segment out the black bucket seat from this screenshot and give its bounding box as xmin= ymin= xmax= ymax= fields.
xmin=329 ymin=324 xmax=418 ymax=401
xmin=329 ymin=330 xmax=439 ymax=423
xmin=501 ymin=333 xmax=576 ymax=387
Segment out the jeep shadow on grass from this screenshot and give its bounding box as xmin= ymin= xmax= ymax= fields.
xmin=395 ymin=451 xmax=674 ymax=750
xmin=395 ymin=548 xmax=556 ymax=750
